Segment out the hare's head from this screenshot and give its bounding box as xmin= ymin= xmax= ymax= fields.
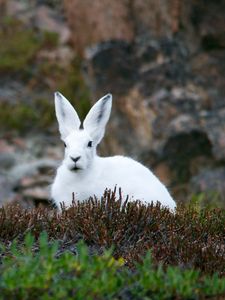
xmin=54 ymin=92 xmax=112 ymax=172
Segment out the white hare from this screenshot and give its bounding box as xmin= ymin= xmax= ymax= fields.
xmin=51 ymin=92 xmax=176 ymax=210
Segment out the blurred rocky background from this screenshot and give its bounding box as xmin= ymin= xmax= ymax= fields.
xmin=0 ymin=0 xmax=225 ymax=208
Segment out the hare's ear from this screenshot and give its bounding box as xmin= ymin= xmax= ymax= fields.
xmin=54 ymin=92 xmax=81 ymax=140
xmin=83 ymin=94 xmax=112 ymax=144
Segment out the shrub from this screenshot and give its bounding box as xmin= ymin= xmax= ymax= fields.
xmin=0 ymin=232 xmax=225 ymax=300
xmin=0 ymin=190 xmax=224 ymax=277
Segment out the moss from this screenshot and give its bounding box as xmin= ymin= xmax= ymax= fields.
xmin=41 ymin=31 xmax=59 ymax=49
xmin=0 ymin=102 xmax=38 ymax=131
xmin=0 ymin=97 xmax=55 ymax=132
xmin=59 ymin=58 xmax=91 ymax=119
xmin=190 ymin=191 xmax=225 ymax=209
xmin=33 ymin=57 xmax=91 ymax=119
xmin=0 ymin=60 xmax=91 ymax=132
xmin=0 ymin=17 xmax=91 ymax=132
xmin=33 ymin=98 xmax=55 ymax=128
xmin=0 ymin=18 xmax=41 ymax=73
xmin=0 ymin=17 xmax=60 ymax=74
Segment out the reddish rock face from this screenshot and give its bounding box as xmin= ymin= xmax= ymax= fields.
xmin=63 ymin=0 xmax=194 ymax=55
xmin=64 ymin=0 xmax=134 ymax=55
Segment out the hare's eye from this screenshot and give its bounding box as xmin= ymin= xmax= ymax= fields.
xmin=87 ymin=141 xmax=92 ymax=148
xmin=63 ymin=142 xmax=67 ymax=148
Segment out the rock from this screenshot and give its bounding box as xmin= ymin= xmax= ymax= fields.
xmin=0 ymin=152 xmax=16 ymax=170
xmin=103 ymin=87 xmax=153 ymax=156
xmin=37 ymin=46 xmax=74 ymax=67
xmin=83 ymin=33 xmax=225 ymax=202
xmin=0 ymin=0 xmax=7 ymax=17
xmin=65 ymin=0 xmax=217 ymax=55
xmin=86 ymin=40 xmax=138 ymax=95
xmin=19 ymin=175 xmax=52 ymax=188
xmin=191 ymin=168 xmax=225 ymax=201
xmin=22 ymin=186 xmax=50 ymax=201
xmin=10 ymin=159 xmax=58 ymax=207
xmin=0 ymin=135 xmax=60 ymax=207
xmin=6 ymin=1 xmax=70 ymax=44
xmin=0 ymin=140 xmax=16 ymax=169
xmin=0 ymin=174 xmax=15 ymax=205
xmin=154 ymin=162 xmax=172 ymax=186
xmin=34 ymin=5 xmax=71 ymax=44
xmin=132 ymin=0 xmax=177 ymax=36
xmin=64 ymin=0 xmax=134 ymax=54
xmin=0 ymin=81 xmax=29 ymax=105
xmin=202 ymin=108 xmax=225 ymax=161
xmin=11 ymin=137 xmax=27 ymax=149
xmin=10 ymin=159 xmax=58 ymax=183
xmin=191 ymin=1 xmax=225 ymax=50
xmin=6 ymin=0 xmax=28 ymax=17
xmin=167 ymin=114 xmax=200 ymax=136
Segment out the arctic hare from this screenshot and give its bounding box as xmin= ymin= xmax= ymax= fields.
xmin=51 ymin=92 xmax=176 ymax=210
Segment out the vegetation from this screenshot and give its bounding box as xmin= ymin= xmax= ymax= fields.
xmin=0 ymin=17 xmax=91 ymax=132
xmin=0 ymin=232 xmax=224 ymax=300
xmin=0 ymin=191 xmax=224 ymax=298
xmin=1 ymin=190 xmax=225 ymax=274
xmin=0 ymin=17 xmax=41 ymax=73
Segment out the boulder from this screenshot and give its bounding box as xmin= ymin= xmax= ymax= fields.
xmin=191 ymin=168 xmax=225 ymax=206
xmin=83 ymin=33 xmax=225 ymax=202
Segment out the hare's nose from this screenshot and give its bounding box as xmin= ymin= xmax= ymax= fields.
xmin=70 ymin=156 xmax=81 ymax=163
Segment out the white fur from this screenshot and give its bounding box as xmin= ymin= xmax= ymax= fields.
xmin=51 ymin=92 xmax=176 ymax=210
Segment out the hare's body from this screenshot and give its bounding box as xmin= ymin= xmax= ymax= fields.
xmin=51 ymin=92 xmax=176 ymax=210
xmin=52 ymin=155 xmax=175 ymax=208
